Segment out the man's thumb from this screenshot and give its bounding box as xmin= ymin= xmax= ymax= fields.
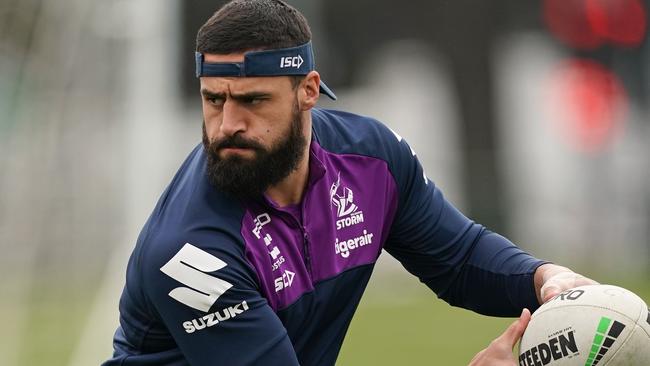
xmin=500 ymin=308 xmax=531 ymax=349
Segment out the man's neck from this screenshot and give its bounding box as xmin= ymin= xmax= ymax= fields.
xmin=265 ymin=143 xmax=311 ymax=207
xmin=265 ymin=115 xmax=312 ymax=207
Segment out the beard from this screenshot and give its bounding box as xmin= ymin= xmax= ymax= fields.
xmin=202 ymin=103 xmax=307 ymax=200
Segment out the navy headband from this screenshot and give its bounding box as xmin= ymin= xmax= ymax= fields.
xmin=195 ymin=41 xmax=336 ymax=100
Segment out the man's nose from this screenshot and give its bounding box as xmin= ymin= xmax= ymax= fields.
xmin=220 ymin=99 xmax=246 ymax=136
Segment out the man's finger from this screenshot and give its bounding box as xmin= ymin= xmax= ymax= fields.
xmin=498 ymin=308 xmax=531 ymax=349
xmin=541 ymin=284 xmax=562 ymax=302
xmin=540 ymin=272 xmax=600 ymax=303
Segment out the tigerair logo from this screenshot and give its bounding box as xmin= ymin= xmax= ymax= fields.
xmin=519 ymin=328 xmax=578 ymax=366
xmin=335 ymin=230 xmax=374 ymax=258
xmin=584 ymin=317 xmax=626 ymax=366
xmin=330 ymin=172 xmax=364 ymax=230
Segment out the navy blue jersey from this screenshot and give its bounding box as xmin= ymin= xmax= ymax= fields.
xmin=104 ymin=108 xmax=545 ymax=366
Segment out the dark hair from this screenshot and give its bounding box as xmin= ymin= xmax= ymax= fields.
xmin=196 ymin=0 xmax=312 ymax=54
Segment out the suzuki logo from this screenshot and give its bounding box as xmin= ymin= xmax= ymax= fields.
xmin=160 ymin=243 xmax=233 ymax=312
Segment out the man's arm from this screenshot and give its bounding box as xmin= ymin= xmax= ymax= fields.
xmin=382 ymin=132 xmax=542 ymax=314
xmin=104 ymin=231 xmax=300 ymax=366
xmin=147 ymin=239 xmax=301 ymax=366
xmin=381 ymin=128 xmax=597 ymax=315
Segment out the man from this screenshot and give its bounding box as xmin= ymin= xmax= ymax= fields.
xmin=104 ymin=1 xmax=596 ymax=365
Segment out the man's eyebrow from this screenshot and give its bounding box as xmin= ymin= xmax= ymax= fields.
xmin=200 ymin=89 xmax=271 ymax=101
xmin=200 ymin=89 xmax=225 ymax=99
xmin=230 ymin=91 xmax=272 ymax=100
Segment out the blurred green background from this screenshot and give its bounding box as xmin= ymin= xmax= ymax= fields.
xmin=11 ymin=263 xmax=650 ymax=365
xmin=338 ymin=269 xmax=650 ymax=365
xmin=1 ymin=0 xmax=649 ymax=365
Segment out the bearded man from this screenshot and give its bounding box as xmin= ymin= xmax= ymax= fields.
xmin=104 ymin=1 xmax=596 ymax=365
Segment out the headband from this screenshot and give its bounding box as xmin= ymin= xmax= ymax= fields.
xmin=195 ymin=41 xmax=336 ymax=100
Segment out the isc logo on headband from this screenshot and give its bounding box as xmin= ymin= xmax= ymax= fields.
xmin=280 ymin=55 xmax=304 ymax=69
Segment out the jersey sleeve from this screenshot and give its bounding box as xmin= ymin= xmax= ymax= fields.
xmin=383 ymin=131 xmax=547 ymax=316
xmin=105 ymin=225 xmax=300 ymax=366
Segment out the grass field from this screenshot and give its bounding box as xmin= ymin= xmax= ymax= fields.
xmin=337 ymin=268 xmax=514 ymax=365
xmin=337 ymin=265 xmax=650 ymax=365
xmin=5 ymin=264 xmax=649 ymax=365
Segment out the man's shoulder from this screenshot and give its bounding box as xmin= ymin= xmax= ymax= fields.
xmin=311 ymin=108 xmax=391 ymax=136
xmin=133 ymin=144 xmax=247 ymax=271
xmin=311 ymin=107 xmax=406 ymax=161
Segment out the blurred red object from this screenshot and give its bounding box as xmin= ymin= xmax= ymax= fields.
xmin=546 ymin=59 xmax=627 ymax=153
xmin=544 ymin=0 xmax=602 ymax=49
xmin=586 ymin=0 xmax=647 ymax=46
xmin=544 ymin=0 xmax=647 ymax=49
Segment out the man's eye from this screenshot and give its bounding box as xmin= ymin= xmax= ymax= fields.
xmin=243 ymin=97 xmax=264 ymax=105
xmin=207 ymin=97 xmax=224 ymax=106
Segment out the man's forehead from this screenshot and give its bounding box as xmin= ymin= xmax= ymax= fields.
xmin=199 ymin=72 xmax=291 ymax=94
xmin=203 ymin=52 xmax=246 ymax=63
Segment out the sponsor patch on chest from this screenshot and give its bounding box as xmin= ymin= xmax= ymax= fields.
xmin=335 ymin=230 xmax=374 ymax=258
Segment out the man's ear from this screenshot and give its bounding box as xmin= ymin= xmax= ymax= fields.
xmin=298 ymin=71 xmax=320 ymax=110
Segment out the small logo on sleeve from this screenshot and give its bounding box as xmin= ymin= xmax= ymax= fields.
xmin=182 ymin=300 xmax=249 ymax=333
xmin=160 ymin=243 xmax=233 ymax=312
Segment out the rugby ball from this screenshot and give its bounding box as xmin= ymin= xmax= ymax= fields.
xmin=519 ymin=284 xmax=650 ymax=366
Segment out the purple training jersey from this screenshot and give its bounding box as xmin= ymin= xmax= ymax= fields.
xmin=104 ymin=108 xmax=546 ymax=366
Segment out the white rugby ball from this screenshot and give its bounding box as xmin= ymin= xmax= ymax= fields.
xmin=519 ymin=284 xmax=650 ymax=366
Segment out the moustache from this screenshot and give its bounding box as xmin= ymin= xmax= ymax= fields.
xmin=212 ymin=136 xmax=264 ymax=151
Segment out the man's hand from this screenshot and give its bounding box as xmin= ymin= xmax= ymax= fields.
xmin=468 ymin=264 xmax=598 ymax=366
xmin=468 ymin=309 xmax=531 ymax=366
xmin=534 ymin=264 xmax=599 ymax=303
